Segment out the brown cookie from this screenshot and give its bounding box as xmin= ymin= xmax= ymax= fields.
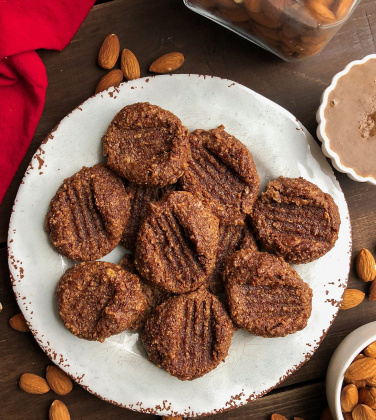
xmin=135 ymin=191 xmax=219 ymax=294
xmin=250 ymin=176 xmax=341 ymax=264
xmin=119 ymin=254 xmax=171 ymax=331
xmin=56 ymin=261 xmax=147 ymax=342
xmin=102 ymin=102 xmax=189 ymax=187
xmin=207 ymin=220 xmax=258 ymax=294
xmin=141 ymin=288 xmax=234 ymax=380
xmin=46 ymin=164 xmax=130 ymax=261
xmin=180 ymin=125 xmax=260 ymax=224
xmin=224 ymin=250 xmax=313 ymax=337
xmin=121 ymin=182 xmax=177 ymax=252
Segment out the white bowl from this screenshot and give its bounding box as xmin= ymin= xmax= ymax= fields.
xmin=316 ymin=54 xmax=376 ymax=185
xmin=326 ymin=321 xmax=376 ymax=419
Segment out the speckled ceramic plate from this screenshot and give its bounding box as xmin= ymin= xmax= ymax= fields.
xmin=8 ymin=75 xmax=351 ymax=417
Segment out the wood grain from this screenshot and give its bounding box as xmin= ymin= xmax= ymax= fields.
xmin=1 ymin=0 xmax=376 ymax=418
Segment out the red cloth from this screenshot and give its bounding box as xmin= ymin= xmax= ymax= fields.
xmin=0 ymin=0 xmax=96 ymax=204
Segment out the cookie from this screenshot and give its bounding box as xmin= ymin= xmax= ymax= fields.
xmin=224 ymin=250 xmax=312 ymax=337
xmin=121 ymin=182 xmax=177 ymax=252
xmin=135 ymin=191 xmax=219 ymax=293
xmin=180 ymin=125 xmax=260 ymax=224
xmin=207 ymin=220 xmax=258 ymax=294
xmin=119 ymin=254 xmax=171 ymax=331
xmin=250 ymin=176 xmax=341 ymax=264
xmin=46 ymin=164 xmax=130 ymax=261
xmin=56 ymin=261 xmax=147 ymax=342
xmin=141 ymin=288 xmax=234 ymax=380
xmin=102 ymin=102 xmax=189 ymax=187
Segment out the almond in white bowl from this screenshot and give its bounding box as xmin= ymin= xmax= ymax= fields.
xmin=317 ymin=54 xmax=376 ymax=185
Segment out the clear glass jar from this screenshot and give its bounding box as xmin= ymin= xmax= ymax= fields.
xmin=183 ymin=0 xmax=360 ymax=61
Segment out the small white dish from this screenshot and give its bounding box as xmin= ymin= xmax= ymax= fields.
xmin=316 ymin=54 xmax=376 ymax=185
xmin=326 ymin=321 xmax=376 ymax=419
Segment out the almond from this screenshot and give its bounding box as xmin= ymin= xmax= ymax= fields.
xmin=320 ymin=407 xmax=334 ymax=420
xmin=345 ymin=357 xmax=376 ymax=382
xmin=340 ymin=289 xmax=365 ymax=310
xmin=9 ymin=313 xmax=29 ymax=332
xmin=343 ymin=413 xmax=353 ymax=420
xmin=95 ymin=69 xmax=123 ymax=94
xmin=19 ymin=373 xmax=50 ymax=394
xmin=121 ymin=49 xmax=140 ymax=81
xmin=352 ymin=404 xmax=376 ymax=420
xmin=359 ymin=387 xmax=376 ymax=409
xmin=49 ymin=400 xmax=70 ymax=420
xmin=332 ymin=0 xmax=355 ymax=20
xmin=271 ymin=415 xmax=288 ymax=420
xmin=341 ymin=383 xmax=359 ymax=412
xmin=366 ymin=374 xmax=376 ymax=387
xmin=365 ymin=342 xmax=376 ymax=359
xmin=46 ymin=365 xmax=73 ymax=395
xmin=149 ymin=52 xmax=184 ymax=74
xmin=305 ymin=0 xmax=337 ymax=23
xmin=357 ymin=249 xmax=376 ymax=282
xmin=369 ymin=280 xmax=376 ymax=301
xmin=98 ymin=34 xmax=120 ymax=70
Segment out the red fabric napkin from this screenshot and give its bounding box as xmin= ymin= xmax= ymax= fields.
xmin=0 ymin=0 xmax=96 ymax=204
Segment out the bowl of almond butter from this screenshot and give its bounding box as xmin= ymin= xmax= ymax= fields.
xmin=326 ymin=321 xmax=376 ymax=419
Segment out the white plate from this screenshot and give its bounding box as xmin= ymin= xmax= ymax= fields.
xmin=8 ymin=75 xmax=351 ymax=417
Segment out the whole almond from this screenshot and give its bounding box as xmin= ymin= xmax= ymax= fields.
xmin=352 ymin=404 xmax=376 ymax=420
xmin=332 ymin=0 xmax=354 ymax=20
xmin=121 ymin=49 xmax=140 ymax=81
xmin=345 ymin=357 xmax=376 ymax=382
xmin=359 ymin=387 xmax=376 ymax=409
xmin=271 ymin=415 xmax=288 ymax=420
xmin=366 ymin=374 xmax=376 ymax=387
xmin=306 ymin=0 xmax=336 ymax=23
xmin=343 ymin=414 xmax=353 ymax=420
xmin=340 ymin=289 xmax=365 ymax=310
xmin=341 ymin=383 xmax=359 ymax=412
xmin=46 ymin=365 xmax=73 ymax=395
xmin=365 ymin=342 xmax=376 ymax=358
xmin=19 ymin=373 xmax=50 ymax=394
xmin=357 ymin=249 xmax=376 ymax=282
xmin=95 ymin=69 xmax=123 ymax=94
xmin=98 ymin=34 xmax=120 ymax=69
xmin=369 ymin=280 xmax=376 ymax=301
xmin=149 ymin=52 xmax=184 ymax=74
xmin=320 ymin=407 xmax=334 ymax=420
xmin=49 ymin=400 xmax=70 ymax=420
xmin=9 ymin=313 xmax=29 ymax=332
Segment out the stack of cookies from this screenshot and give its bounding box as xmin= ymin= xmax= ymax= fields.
xmin=46 ymin=102 xmax=341 ymax=381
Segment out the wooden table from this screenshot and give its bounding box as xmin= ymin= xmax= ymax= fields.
xmin=1 ymin=0 xmax=376 ymax=418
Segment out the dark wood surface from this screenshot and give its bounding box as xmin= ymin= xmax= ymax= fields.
xmin=1 ymin=0 xmax=376 ymax=418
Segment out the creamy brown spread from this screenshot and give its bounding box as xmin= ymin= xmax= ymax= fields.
xmin=324 ymin=58 xmax=376 ymax=179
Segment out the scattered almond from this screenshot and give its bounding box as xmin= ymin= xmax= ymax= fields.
xmin=149 ymin=52 xmax=184 ymax=74
xmin=352 ymin=404 xmax=376 ymax=420
xmin=341 ymin=383 xmax=359 ymax=412
xmin=293 ymin=418 xmax=305 ymax=420
xmin=340 ymin=289 xmax=365 ymax=310
xmin=359 ymin=387 xmax=376 ymax=409
xmin=271 ymin=415 xmax=288 ymax=420
xmin=320 ymin=407 xmax=334 ymax=420
xmin=9 ymin=312 xmax=29 ymax=332
xmin=19 ymin=373 xmax=50 ymax=394
xmin=369 ymin=279 xmax=376 ymax=301
xmin=356 ymin=249 xmax=376 ymax=282
xmin=46 ymin=365 xmax=73 ymax=395
xmin=49 ymin=400 xmax=70 ymax=420
xmin=345 ymin=357 xmax=376 ymax=382
xmin=95 ymin=69 xmax=123 ymax=94
xmin=0 ymin=302 xmax=3 ymax=312
xmin=98 ymin=34 xmax=120 ymax=69
xmin=121 ymin=49 xmax=140 ymax=81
